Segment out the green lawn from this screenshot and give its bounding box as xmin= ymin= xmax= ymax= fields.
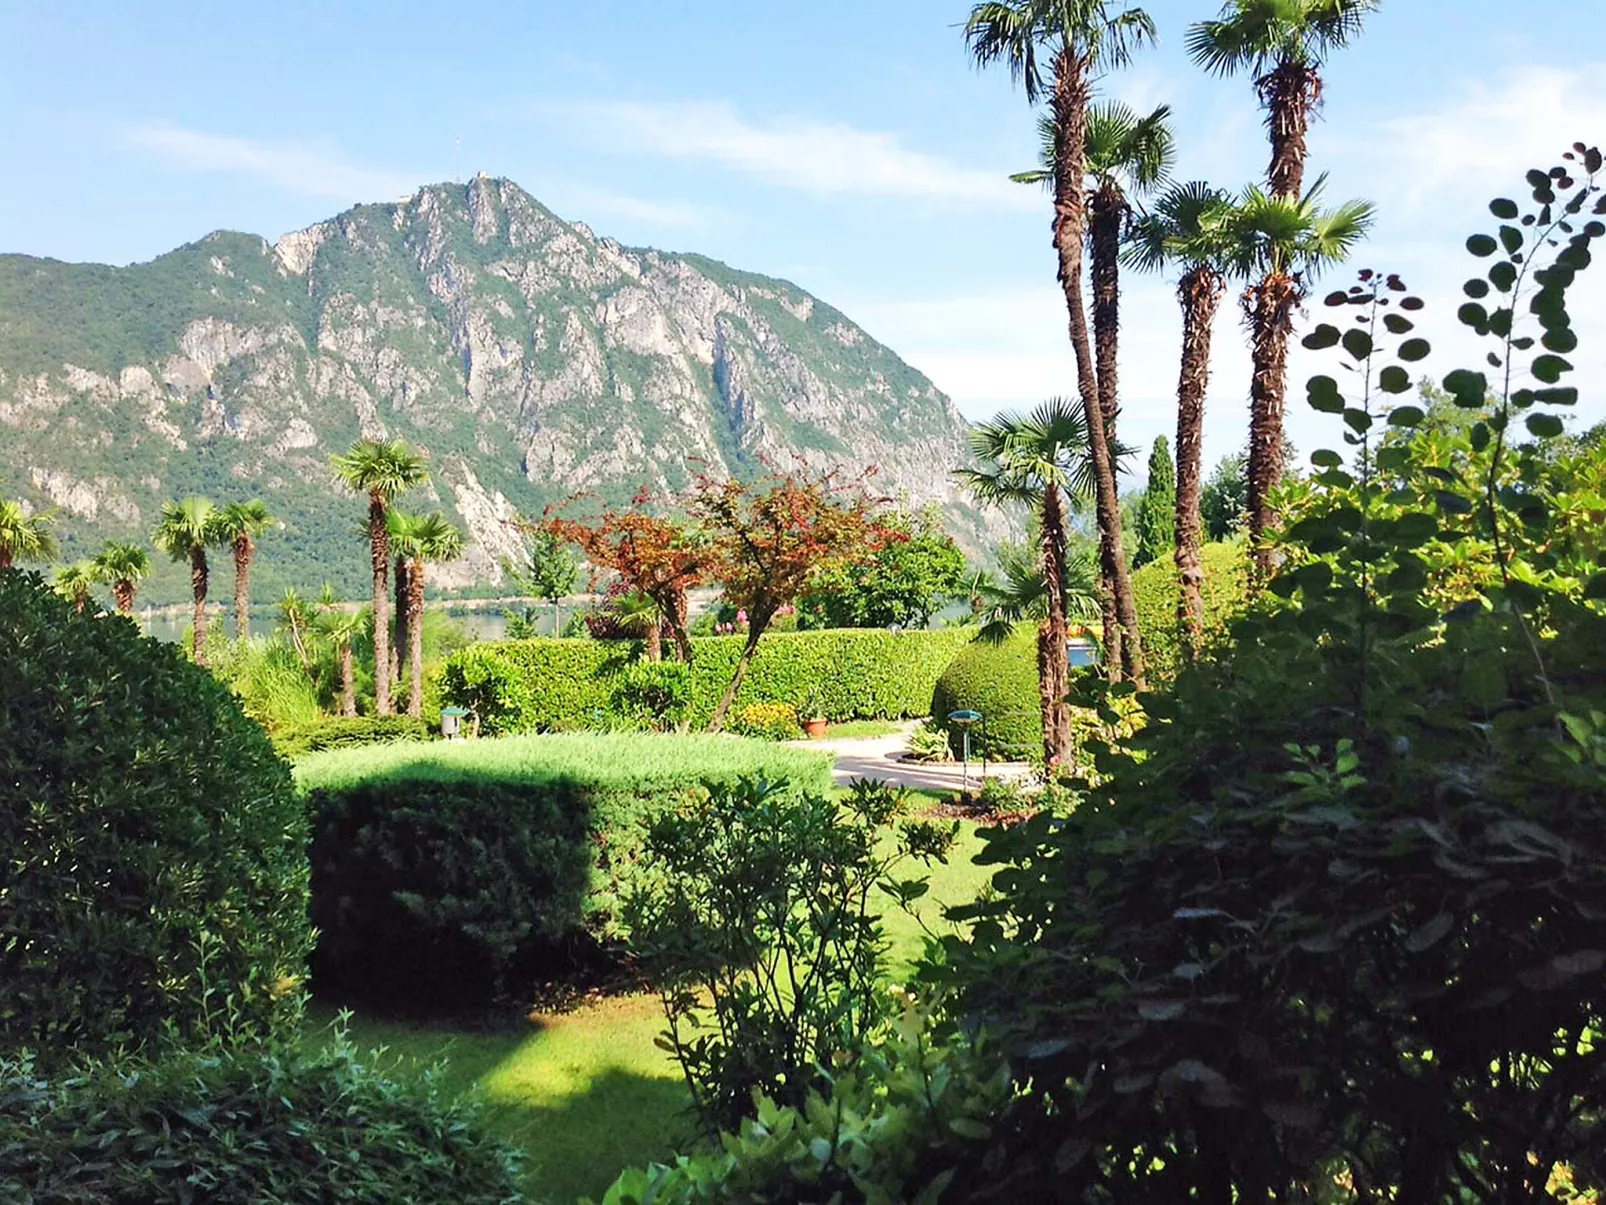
xmin=316 ymin=820 xmax=993 ymax=1204
xmin=811 ymin=718 xmax=905 ymax=740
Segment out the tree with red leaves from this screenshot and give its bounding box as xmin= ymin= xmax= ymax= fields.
xmin=537 ymin=492 xmax=707 ymax=662
xmin=693 ymin=466 xmax=890 ymax=732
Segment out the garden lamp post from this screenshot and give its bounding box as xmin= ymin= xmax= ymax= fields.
xmin=441 ymin=706 xmax=468 ymax=741
xmin=948 ymin=709 xmax=982 ymax=790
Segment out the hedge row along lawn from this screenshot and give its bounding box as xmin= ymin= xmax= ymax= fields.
xmin=315 ymin=814 xmax=994 ymax=1204
xmin=296 ymin=733 xmax=835 ymax=1013
xmin=439 ymin=627 xmax=973 ymax=734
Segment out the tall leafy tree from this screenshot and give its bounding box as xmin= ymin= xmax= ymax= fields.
xmin=53 ymin=562 xmax=96 ymax=613
xmin=1201 ymin=451 xmax=1249 ymax=541
xmin=90 ymin=541 xmax=151 ymax=615
xmin=0 ymin=500 xmax=56 ymax=570
xmin=958 ymin=397 xmax=1094 ymax=767
xmin=1187 ymin=0 xmax=1378 ymax=201
xmin=693 ymin=467 xmax=885 ymax=732
xmin=213 ymin=500 xmax=274 ymax=641
xmin=1134 ymin=436 xmax=1176 ymax=570
xmin=153 ymin=497 xmax=221 ymax=666
xmin=798 ymin=507 xmax=968 ymax=630
xmin=1224 ymin=181 xmax=1373 ymax=572
xmin=394 ymin=512 xmax=464 ymax=718
xmin=969 ymin=0 xmax=1154 ymax=687
xmin=508 ymin=529 xmax=580 ymax=636
xmin=331 ymin=439 xmax=429 ymax=716
xmin=1126 ymin=182 xmax=1239 ymax=652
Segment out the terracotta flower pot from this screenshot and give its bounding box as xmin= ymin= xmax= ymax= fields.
xmin=803 ymin=718 xmax=828 ymax=740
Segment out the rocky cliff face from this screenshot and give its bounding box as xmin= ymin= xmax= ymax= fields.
xmin=0 ymin=176 xmax=999 ymax=601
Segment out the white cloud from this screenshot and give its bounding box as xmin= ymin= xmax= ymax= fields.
xmin=124 ymin=123 xmax=420 ymax=202
xmin=550 ymin=99 xmax=1035 ymax=209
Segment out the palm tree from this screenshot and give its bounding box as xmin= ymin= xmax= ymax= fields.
xmin=153 ymin=497 xmax=221 ymax=666
xmin=331 ymin=439 xmax=429 ymax=716
xmin=91 ymin=541 xmax=151 ymax=615
xmin=387 ymin=509 xmax=423 ymax=688
xmin=1224 ymin=181 xmax=1373 ymax=573
xmin=214 ymin=500 xmax=274 ymax=640
xmin=1187 ymin=0 xmax=1378 ymax=201
xmin=315 ymin=591 xmax=365 ymax=718
xmin=394 ymin=512 xmax=464 ymax=718
xmin=958 ymin=397 xmax=1095 ymax=767
xmin=613 ymin=590 xmax=665 ymax=661
xmin=53 ymin=562 xmax=96 ymax=613
xmin=0 ymin=500 xmax=57 ymax=570
xmin=1126 ymin=181 xmax=1240 ymax=653
xmin=968 ymin=0 xmax=1155 ymax=689
xmin=278 ymin=587 xmax=317 ymax=679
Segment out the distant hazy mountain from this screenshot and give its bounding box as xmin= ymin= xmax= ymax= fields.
xmin=0 ymin=175 xmax=1000 ymax=603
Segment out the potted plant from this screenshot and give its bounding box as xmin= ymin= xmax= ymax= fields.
xmin=800 ymin=686 xmax=828 ymax=740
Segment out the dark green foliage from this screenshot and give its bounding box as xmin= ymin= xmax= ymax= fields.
xmin=927 ymin=155 xmax=1606 ymax=1199
xmin=1133 ymin=435 xmax=1176 ymax=569
xmin=0 ymin=572 xmax=311 ymax=1064
xmin=930 ymin=626 xmax=1041 ymax=760
xmin=270 ymin=714 xmax=433 ymax=759
xmin=611 ymin=661 xmax=694 ymax=731
xmin=441 ymin=629 xmax=972 ymax=735
xmin=0 ymin=1036 xmax=524 ymax=1203
xmin=797 ymin=508 xmax=969 ymax=629
xmin=1129 ymin=539 xmax=1251 ymax=686
xmin=624 ymin=778 xmax=954 ymax=1135
xmin=300 ymin=736 xmax=835 ymax=1013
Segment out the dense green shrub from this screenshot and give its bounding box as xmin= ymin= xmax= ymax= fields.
xmin=625 ymin=779 xmax=955 ymax=1134
xmin=612 ymin=660 xmax=693 ymax=731
xmin=271 ymin=714 xmax=433 ymax=758
xmin=298 ymin=733 xmax=834 ymax=1012
xmin=595 ymin=998 xmax=1009 ymax=1205
xmin=1130 ymin=538 xmax=1251 ymax=686
xmin=929 ymin=626 xmax=1040 ymax=760
xmin=441 ymin=628 xmax=971 ymax=735
xmin=0 ymin=572 xmax=311 ymax=1064
xmin=0 ymin=1035 xmax=524 ymax=1203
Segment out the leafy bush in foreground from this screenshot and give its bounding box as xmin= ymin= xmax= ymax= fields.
xmin=298 ymin=734 xmax=834 ymax=1012
xmin=626 ymin=778 xmax=955 ymax=1134
xmin=0 ymin=1035 xmax=524 ymax=1203
xmin=0 ymin=572 xmax=310 ymax=1064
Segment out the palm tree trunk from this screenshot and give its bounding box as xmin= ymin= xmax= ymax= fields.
xmin=233 ymin=534 xmax=252 ymax=641
xmin=1174 ymin=268 xmax=1225 ymax=659
xmin=190 ymin=548 xmax=210 ymax=667
xmin=1088 ymin=184 xmax=1145 ymax=687
xmin=0 ymin=549 xmax=12 ymax=570
xmin=339 ymin=643 xmax=357 ymax=717
xmin=369 ymin=496 xmax=392 ymax=716
xmin=392 ymin=556 xmax=408 ymax=688
xmin=407 ymin=562 xmax=426 ymax=718
xmin=1069 ymin=272 xmax=1122 ymax=678
xmin=1258 ymin=64 xmax=1320 ymax=201
xmin=1039 ymin=484 xmax=1073 ymax=767
xmin=644 ymin=621 xmax=662 ymax=662
xmin=114 ymin=581 xmax=135 ymax=614
xmin=1246 ymin=273 xmax=1299 ymax=579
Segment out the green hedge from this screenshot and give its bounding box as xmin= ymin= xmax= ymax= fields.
xmin=0 ymin=1039 xmax=523 ymax=1203
xmin=297 ymin=733 xmax=834 ymax=1012
xmin=1131 ymin=540 xmax=1251 ymax=687
xmin=929 ymin=626 xmax=1042 ymax=762
xmin=441 ymin=628 xmax=973 ymax=735
xmin=270 ymin=715 xmax=435 ymax=759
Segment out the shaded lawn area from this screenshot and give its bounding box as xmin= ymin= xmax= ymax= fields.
xmin=315 ymin=819 xmax=993 ymax=1204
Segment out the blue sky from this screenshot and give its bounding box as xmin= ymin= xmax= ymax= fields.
xmin=3 ymin=0 xmax=1603 ymax=473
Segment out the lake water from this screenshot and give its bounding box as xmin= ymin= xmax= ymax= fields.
xmin=138 ymin=604 xmax=547 ymax=644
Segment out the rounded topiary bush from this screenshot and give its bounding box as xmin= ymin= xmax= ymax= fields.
xmin=0 ymin=571 xmax=311 ymax=1063
xmin=930 ymin=626 xmax=1041 ymax=761
xmin=0 ymin=1036 xmax=524 ymax=1203
xmin=1130 ymin=539 xmax=1250 ymax=687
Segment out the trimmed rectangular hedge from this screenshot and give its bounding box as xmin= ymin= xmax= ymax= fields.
xmin=439 ymin=628 xmax=973 ymax=735
xmin=295 ymin=733 xmax=834 ymax=1011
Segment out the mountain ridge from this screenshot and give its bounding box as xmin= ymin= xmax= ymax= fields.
xmin=0 ymin=175 xmax=999 ymax=604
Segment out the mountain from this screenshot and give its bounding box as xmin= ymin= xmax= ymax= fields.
xmin=0 ymin=175 xmax=1001 ymax=605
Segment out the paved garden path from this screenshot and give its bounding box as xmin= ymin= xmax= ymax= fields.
xmin=786 ymin=721 xmax=1036 ymax=792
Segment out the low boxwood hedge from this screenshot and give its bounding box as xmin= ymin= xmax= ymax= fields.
xmin=441 ymin=628 xmax=972 ymax=735
xmin=296 ymin=733 xmax=834 ymax=1012
xmin=0 ymin=1038 xmax=523 ymax=1203
xmin=270 ymin=715 xmax=434 ymax=759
